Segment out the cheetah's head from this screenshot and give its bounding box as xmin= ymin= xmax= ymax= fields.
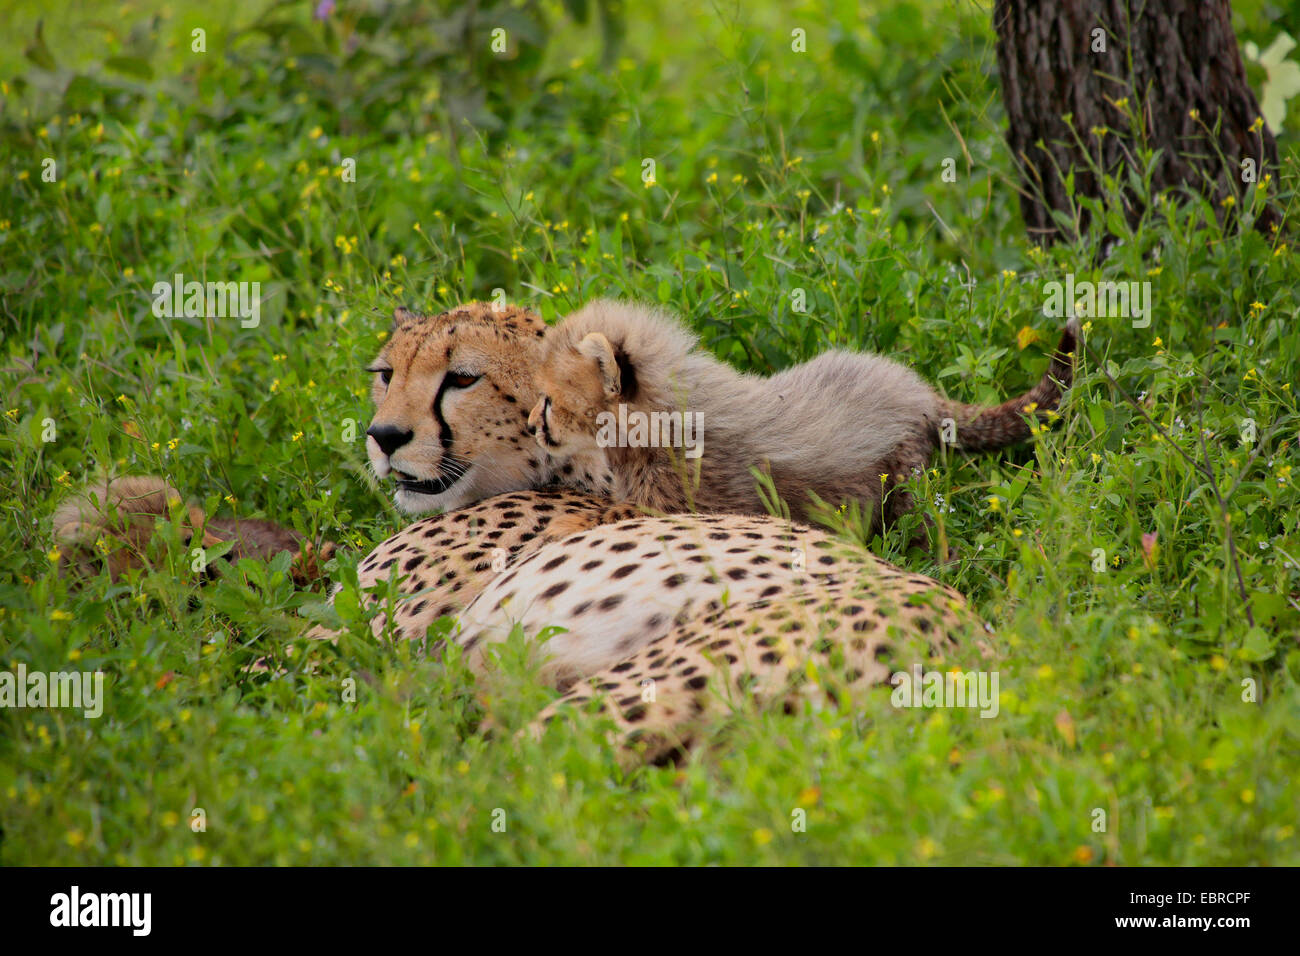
xmin=528 ymin=299 xmax=700 ymax=461
xmin=526 ymin=330 xmax=624 ymax=459
xmin=367 ymin=303 xmax=551 ymax=514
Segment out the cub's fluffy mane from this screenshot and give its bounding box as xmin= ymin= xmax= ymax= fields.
xmin=543 ymin=299 xmax=708 ymax=409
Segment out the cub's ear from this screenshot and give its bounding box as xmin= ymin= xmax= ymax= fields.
xmin=526 ymin=396 xmax=547 ymax=434
xmin=392 ymin=307 xmax=419 ymax=328
xmin=578 ymin=332 xmax=621 ymax=398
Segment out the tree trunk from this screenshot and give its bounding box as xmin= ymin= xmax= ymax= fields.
xmin=993 ymin=0 xmax=1279 ymax=245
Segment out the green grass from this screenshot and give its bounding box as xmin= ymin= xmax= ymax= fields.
xmin=1 ymin=0 xmax=1298 ymax=865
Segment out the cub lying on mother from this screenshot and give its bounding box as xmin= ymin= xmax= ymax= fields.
xmin=527 ymin=300 xmax=1078 ymax=530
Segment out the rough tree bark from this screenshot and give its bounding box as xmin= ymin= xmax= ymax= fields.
xmin=993 ymin=0 xmax=1279 ymax=244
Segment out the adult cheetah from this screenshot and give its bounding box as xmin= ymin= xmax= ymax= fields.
xmin=56 ymin=480 xmax=978 ymax=761
xmin=57 ymin=300 xmax=990 ymax=760
xmin=311 ymin=491 xmax=978 ymax=761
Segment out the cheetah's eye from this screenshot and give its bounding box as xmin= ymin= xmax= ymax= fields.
xmin=366 ymin=365 xmax=394 ymax=386
xmin=446 ymin=372 xmax=481 ymax=389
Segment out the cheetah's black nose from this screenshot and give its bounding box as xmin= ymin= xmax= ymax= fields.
xmin=367 ymin=424 xmax=414 ymax=457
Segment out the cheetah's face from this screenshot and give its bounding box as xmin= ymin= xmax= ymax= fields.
xmin=367 ymin=303 xmax=551 ymax=514
xmin=527 ymin=330 xmax=619 ymax=458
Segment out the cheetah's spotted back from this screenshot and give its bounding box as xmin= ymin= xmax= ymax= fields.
xmin=309 ymin=491 xmax=979 ymax=762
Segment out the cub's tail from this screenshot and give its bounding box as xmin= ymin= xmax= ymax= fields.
xmin=54 ymin=475 xmax=334 ymax=585
xmin=938 ymin=320 xmax=1080 ymax=452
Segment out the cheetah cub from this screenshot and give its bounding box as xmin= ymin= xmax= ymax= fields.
xmin=528 ymin=299 xmax=1077 ymax=530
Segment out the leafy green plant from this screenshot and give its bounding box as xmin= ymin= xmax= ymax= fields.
xmin=0 ymin=0 xmax=1296 ymax=866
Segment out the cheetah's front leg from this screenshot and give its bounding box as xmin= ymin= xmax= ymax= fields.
xmin=539 ymin=502 xmax=645 ymax=542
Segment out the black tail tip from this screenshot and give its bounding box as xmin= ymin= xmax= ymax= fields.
xmin=1056 ymin=319 xmax=1082 ymax=372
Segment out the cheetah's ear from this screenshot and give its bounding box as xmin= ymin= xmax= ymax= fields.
xmin=578 ymin=332 xmax=620 ymax=398
xmin=392 ymin=307 xmax=418 ymax=328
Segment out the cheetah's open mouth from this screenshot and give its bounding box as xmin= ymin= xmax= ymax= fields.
xmin=393 ymin=470 xmax=461 ymax=496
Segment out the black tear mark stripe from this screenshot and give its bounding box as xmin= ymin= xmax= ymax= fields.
xmin=432 ymin=371 xmax=456 ymax=451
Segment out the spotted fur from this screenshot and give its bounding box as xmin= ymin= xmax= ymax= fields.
xmin=306 ymin=492 xmax=977 ymax=760
xmin=533 ymin=577 xmax=967 ymax=763
xmin=309 ymin=488 xmax=613 ymax=645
